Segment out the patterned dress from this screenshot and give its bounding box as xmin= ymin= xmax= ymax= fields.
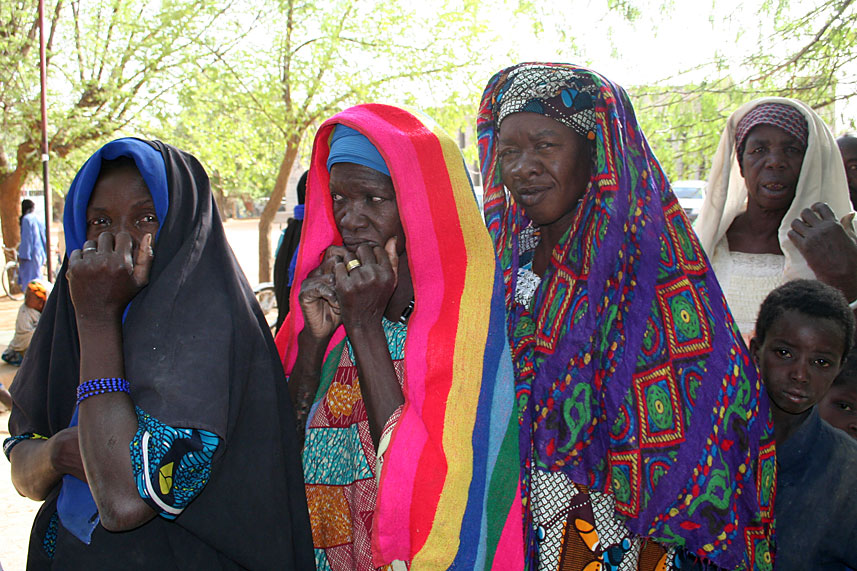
xmin=303 ymin=318 xmax=409 ymax=571
xmin=517 ymin=237 xmax=688 ymax=571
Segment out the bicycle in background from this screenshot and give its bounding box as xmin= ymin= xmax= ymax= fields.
xmin=1 ymin=245 xmax=22 ymax=300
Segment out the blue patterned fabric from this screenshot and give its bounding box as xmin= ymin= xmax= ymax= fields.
xmin=43 ymin=511 xmax=59 ymax=559
xmin=130 ymin=407 xmax=219 ymax=520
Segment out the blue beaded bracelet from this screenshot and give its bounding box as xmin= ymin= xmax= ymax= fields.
xmin=76 ymin=378 xmax=130 ymax=404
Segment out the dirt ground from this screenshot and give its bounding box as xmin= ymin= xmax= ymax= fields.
xmin=0 ymin=218 xmax=282 ymax=570
xmin=0 ymin=295 xmax=39 ymax=571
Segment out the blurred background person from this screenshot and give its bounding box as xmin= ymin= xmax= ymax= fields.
xmin=18 ymin=199 xmax=47 ymax=288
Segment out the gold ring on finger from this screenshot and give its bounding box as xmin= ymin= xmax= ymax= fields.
xmin=346 ymin=259 xmax=362 ymax=272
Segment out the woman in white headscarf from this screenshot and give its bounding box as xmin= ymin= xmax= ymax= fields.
xmin=695 ymin=97 xmax=857 ymax=338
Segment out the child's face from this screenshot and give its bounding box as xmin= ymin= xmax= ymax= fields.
xmin=751 ymin=309 xmax=846 ymax=417
xmin=24 ymin=288 xmax=45 ymax=312
xmin=819 ymin=375 xmax=857 ymax=440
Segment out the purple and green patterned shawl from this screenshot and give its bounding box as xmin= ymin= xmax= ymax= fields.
xmin=477 ymin=63 xmax=776 ymax=570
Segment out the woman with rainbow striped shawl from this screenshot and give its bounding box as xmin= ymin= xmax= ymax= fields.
xmin=275 ymin=104 xmax=524 ymax=570
xmin=477 ymin=63 xmax=776 ymax=570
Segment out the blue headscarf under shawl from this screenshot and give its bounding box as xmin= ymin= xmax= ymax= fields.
xmin=63 ymin=138 xmax=169 ymax=252
xmin=56 ymin=138 xmax=170 ymax=544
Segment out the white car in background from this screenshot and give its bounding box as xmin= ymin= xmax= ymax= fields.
xmin=671 ymin=179 xmax=706 ymax=222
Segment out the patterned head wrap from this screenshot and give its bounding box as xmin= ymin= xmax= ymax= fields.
xmin=495 ymin=64 xmax=597 ymax=140
xmin=735 ymin=102 xmax=809 ymax=158
xmin=479 ymin=63 xmax=775 ymax=569
xmin=27 ymin=279 xmax=51 ymax=301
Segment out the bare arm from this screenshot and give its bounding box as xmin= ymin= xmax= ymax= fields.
xmin=66 ymin=231 xmax=156 ymax=531
xmin=288 ymin=330 xmax=329 ymax=444
xmin=289 ymin=247 xmax=349 ymax=442
xmin=9 ymin=427 xmax=86 ymax=500
xmin=335 ymin=240 xmax=404 ymax=449
xmin=348 ymin=321 xmax=403 ymax=449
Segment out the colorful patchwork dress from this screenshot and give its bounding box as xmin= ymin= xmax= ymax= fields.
xmin=302 ymin=319 xmax=408 ymax=570
xmin=478 ymin=63 xmax=776 ymax=570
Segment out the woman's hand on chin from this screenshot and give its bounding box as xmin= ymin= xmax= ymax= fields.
xmin=298 ymin=246 xmax=349 ymax=341
xmin=789 ymin=202 xmax=857 ymax=301
xmin=334 ymin=238 xmax=398 ymax=332
xmin=67 ymin=232 xmax=154 ymax=322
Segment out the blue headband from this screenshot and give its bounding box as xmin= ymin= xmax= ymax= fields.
xmin=326 ymin=124 xmax=390 ymax=176
xmin=63 ymin=138 xmax=169 ymax=253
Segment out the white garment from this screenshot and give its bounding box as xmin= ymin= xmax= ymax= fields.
xmin=694 ymin=97 xmax=854 ymax=282
xmin=710 ymin=238 xmax=785 ymax=340
xmin=8 ymin=304 xmax=41 ymax=352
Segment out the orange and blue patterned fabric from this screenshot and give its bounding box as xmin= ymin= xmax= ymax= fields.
xmin=477 ymin=63 xmax=775 ymax=569
xmin=299 ymin=318 xmax=407 ymax=570
xmin=276 ymin=104 xmax=524 ymax=569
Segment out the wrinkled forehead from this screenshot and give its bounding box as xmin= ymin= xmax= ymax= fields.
xmin=90 ymin=157 xmax=150 ymax=200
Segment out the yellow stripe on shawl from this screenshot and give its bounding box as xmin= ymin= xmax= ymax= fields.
xmin=411 ymin=113 xmax=496 ymax=566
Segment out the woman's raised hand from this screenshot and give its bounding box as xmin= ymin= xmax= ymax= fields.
xmin=298 ymin=246 xmax=348 ymax=340
xmin=67 ymin=232 xmax=154 ymax=322
xmin=334 ymin=237 xmax=398 ymax=331
xmin=789 ymin=202 xmax=857 ymax=301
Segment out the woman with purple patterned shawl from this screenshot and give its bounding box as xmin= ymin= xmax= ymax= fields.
xmin=478 ymin=63 xmax=775 ymax=570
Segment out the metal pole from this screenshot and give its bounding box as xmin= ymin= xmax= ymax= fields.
xmin=38 ymin=0 xmax=52 ymax=281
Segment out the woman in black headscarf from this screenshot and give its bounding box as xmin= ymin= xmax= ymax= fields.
xmin=4 ymin=138 xmax=313 ymax=569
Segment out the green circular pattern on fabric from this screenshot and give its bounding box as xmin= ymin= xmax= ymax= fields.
xmin=611 ymin=466 xmax=631 ymax=504
xmin=670 ymin=294 xmax=700 ymax=339
xmin=646 ymin=384 xmax=673 ymax=431
xmin=755 ymin=545 xmax=773 ymax=571
xmin=678 ymin=228 xmax=694 ymax=257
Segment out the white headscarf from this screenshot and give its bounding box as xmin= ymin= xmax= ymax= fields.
xmin=694 ymin=96 xmax=853 ymax=280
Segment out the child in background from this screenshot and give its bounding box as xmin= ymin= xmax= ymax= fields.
xmin=820 ymin=344 xmax=857 ymax=441
xmin=751 ymin=279 xmax=857 ymax=570
xmin=1 ymin=279 xmax=51 ymax=366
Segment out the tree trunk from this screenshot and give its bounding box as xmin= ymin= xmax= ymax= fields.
xmin=258 ymin=140 xmax=300 ymax=282
xmin=0 ymin=164 xmax=29 ymax=260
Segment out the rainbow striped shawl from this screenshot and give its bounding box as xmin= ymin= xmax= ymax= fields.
xmin=276 ymin=104 xmax=524 ymax=569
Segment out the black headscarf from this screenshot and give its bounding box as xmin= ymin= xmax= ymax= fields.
xmin=9 ymin=139 xmax=313 ymax=569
